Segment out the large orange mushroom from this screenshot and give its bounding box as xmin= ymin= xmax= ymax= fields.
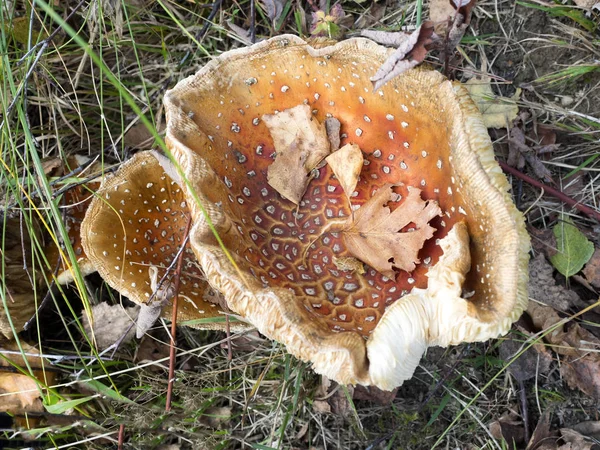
xmin=160 ymin=35 xmax=529 ymax=389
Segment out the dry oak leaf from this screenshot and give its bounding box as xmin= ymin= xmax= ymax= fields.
xmin=341 ymin=185 xmax=441 ymax=278
xmin=263 ymin=104 xmax=331 ymax=204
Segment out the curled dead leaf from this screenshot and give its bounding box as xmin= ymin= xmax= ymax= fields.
xmin=361 ymin=22 xmax=436 ymax=91
xmin=325 ymin=143 xmax=363 ymax=201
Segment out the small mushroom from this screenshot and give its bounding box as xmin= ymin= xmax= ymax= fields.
xmin=164 ymin=36 xmax=529 ymax=388
xmin=80 ymin=151 xmax=244 ymax=330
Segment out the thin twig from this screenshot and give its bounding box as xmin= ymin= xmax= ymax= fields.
xmin=519 ymin=378 xmax=530 ymax=444
xmin=117 ymin=424 xmax=125 ymax=450
xmin=178 ymin=0 xmax=224 ymax=68
xmin=499 ymin=160 xmax=600 ymax=222
xmin=165 ymin=216 xmax=193 ymax=412
xmin=250 ymin=0 xmax=256 ymax=43
xmin=226 ymin=315 xmax=233 ymax=362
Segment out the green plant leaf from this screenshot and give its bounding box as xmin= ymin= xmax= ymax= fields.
xmin=78 ymin=379 xmax=134 ymax=404
xmin=44 ymin=395 xmax=97 ymax=414
xmin=549 ymin=216 xmax=594 ymax=277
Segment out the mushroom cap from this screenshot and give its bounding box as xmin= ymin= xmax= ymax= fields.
xmin=164 ymin=35 xmax=529 ymax=388
xmin=80 ymin=151 xmax=247 ymax=331
xmin=45 ymin=156 xmax=102 ymax=285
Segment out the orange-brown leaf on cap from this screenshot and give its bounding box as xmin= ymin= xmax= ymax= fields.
xmin=263 ymin=104 xmax=331 ymax=204
xmin=325 ymin=143 xmax=363 ymax=203
xmin=340 ymin=184 xmax=441 ymax=278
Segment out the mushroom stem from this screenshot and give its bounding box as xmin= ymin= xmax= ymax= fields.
xmin=165 ymin=216 xmax=192 ymax=412
xmin=499 ymin=160 xmax=600 ymax=222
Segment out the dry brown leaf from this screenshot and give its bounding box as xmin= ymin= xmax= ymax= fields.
xmin=529 ymin=254 xmax=583 ymax=312
xmin=527 ymin=301 xmax=600 ymax=399
xmin=263 ymin=105 xmax=330 ymax=204
xmin=41 ymin=157 xmax=64 ymax=177
xmin=583 ymin=249 xmax=600 ymax=289
xmin=0 ymin=342 xmax=45 ymax=369
xmin=500 ymin=335 xmax=550 ymax=382
xmin=572 ymin=422 xmax=600 ymax=441
xmin=124 ymin=123 xmax=154 ymax=149
xmin=526 ymin=411 xmax=556 ymax=450
xmin=312 ymin=400 xmax=331 ymax=414
xmin=220 ymin=331 xmax=264 ymax=352
xmin=312 ymin=376 xmax=354 ymax=416
xmin=355 ymin=2 xmax=387 ymax=29
xmin=559 ymin=428 xmax=598 ymax=450
xmin=438 ymin=0 xmax=477 ymax=63
xmin=325 ymin=143 xmax=363 ymax=201
xmin=572 ymin=0 xmax=598 ymax=9
xmin=489 ymin=411 xmax=525 ymax=448
xmin=82 ymin=302 xmax=138 ymax=350
xmin=0 ymin=372 xmax=43 ymax=414
xmin=0 ymin=342 xmax=56 ymax=419
xmin=361 ymin=22 xmax=436 ymax=91
xmin=341 ymin=185 xmax=441 ymax=278
xmin=136 ymin=335 xmax=169 ymax=368
xmin=507 ymin=126 xmax=526 ymax=169
xmin=529 ymin=226 xmax=558 ymax=258
xmin=261 ymin=0 xmax=285 ymax=26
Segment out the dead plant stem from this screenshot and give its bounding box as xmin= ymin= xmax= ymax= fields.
xmin=165 ymin=216 xmax=192 ymax=412
xmin=499 ymin=160 xmax=600 ymax=222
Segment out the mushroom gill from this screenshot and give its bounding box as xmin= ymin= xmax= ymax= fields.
xmin=80 ymin=151 xmax=243 ymax=330
xmin=164 ymin=35 xmax=529 ymax=388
